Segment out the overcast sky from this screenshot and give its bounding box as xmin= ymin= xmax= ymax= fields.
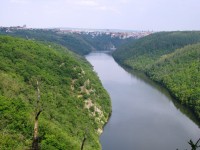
xmin=1 ymin=0 xmax=200 ymax=31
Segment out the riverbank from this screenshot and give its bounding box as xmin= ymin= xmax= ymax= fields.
xmin=116 ymin=57 xmax=200 ymax=126
xmin=113 ymin=54 xmax=200 ymax=126
xmin=86 ymin=52 xmax=200 ymax=150
xmin=112 ymin=32 xmax=200 ymax=123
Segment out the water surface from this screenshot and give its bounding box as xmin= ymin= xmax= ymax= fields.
xmin=86 ymin=52 xmax=200 ymax=150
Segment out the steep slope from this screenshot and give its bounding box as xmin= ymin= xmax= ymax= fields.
xmin=146 ymin=43 xmax=200 ymax=118
xmin=0 ymin=36 xmax=111 ymax=150
xmin=113 ymin=31 xmax=200 ymax=119
xmin=113 ymin=31 xmax=200 ymax=71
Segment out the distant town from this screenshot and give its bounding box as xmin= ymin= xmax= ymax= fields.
xmin=0 ymin=25 xmax=154 ymax=39
xmin=58 ymin=28 xmax=154 ymax=39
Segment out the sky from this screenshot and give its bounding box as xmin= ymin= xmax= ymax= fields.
xmin=1 ymin=0 xmax=200 ymax=31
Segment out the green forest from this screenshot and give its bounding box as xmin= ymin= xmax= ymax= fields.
xmin=0 ymin=36 xmax=111 ymax=150
xmin=0 ymin=29 xmax=92 ymax=55
xmin=2 ymin=30 xmax=200 ymax=149
xmin=0 ymin=28 xmax=133 ymax=55
xmin=113 ymin=31 xmax=200 ymax=119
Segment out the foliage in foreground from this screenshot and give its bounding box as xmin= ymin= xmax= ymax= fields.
xmin=188 ymin=138 xmax=200 ymax=150
xmin=177 ymin=139 xmax=200 ymax=150
xmin=0 ymin=36 xmax=111 ymax=149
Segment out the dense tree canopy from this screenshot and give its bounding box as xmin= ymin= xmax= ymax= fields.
xmin=0 ymin=29 xmax=92 ymax=55
xmin=0 ymin=36 xmax=111 ymax=150
xmin=113 ymin=31 xmax=200 ymax=71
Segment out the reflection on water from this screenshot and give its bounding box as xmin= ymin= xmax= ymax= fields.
xmin=86 ymin=52 xmax=200 ymax=150
xmin=125 ymin=67 xmax=200 ymax=128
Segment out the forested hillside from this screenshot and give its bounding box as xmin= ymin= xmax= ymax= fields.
xmin=113 ymin=31 xmax=200 ymax=71
xmin=113 ymin=31 xmax=200 ymax=119
xmin=0 ymin=36 xmax=111 ymax=150
xmin=0 ymin=29 xmax=92 ymax=55
xmin=0 ymin=28 xmax=134 ymax=55
xmin=147 ymin=44 xmax=200 ymax=117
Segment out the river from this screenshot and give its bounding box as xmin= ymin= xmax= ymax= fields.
xmin=85 ymin=52 xmax=200 ymax=150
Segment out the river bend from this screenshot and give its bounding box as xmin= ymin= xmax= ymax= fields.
xmin=86 ymin=52 xmax=200 ymax=150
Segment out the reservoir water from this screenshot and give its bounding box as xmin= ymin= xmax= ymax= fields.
xmin=86 ymin=52 xmax=200 ymax=150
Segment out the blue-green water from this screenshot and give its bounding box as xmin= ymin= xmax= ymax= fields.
xmin=86 ymin=52 xmax=200 ymax=150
